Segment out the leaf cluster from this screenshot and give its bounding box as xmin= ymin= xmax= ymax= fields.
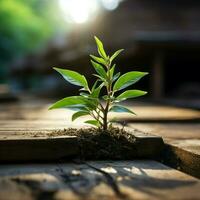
xmin=49 ymin=36 xmax=148 ymax=130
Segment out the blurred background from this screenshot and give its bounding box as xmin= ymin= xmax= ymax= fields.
xmin=0 ymin=0 xmax=200 ymax=109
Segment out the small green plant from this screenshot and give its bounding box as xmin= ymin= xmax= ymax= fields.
xmin=49 ymin=36 xmax=148 ymax=131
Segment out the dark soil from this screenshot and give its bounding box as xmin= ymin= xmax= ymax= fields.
xmin=47 ymin=127 xmax=138 ymax=159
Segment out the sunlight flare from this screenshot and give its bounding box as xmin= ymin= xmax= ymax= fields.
xmin=59 ymin=0 xmax=99 ymax=24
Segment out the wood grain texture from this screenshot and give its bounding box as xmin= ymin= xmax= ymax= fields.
xmin=0 ymin=101 xmax=199 ymax=139
xmin=128 ymin=123 xmax=200 ymax=178
xmin=0 ymin=161 xmax=200 ymax=200
xmin=0 ymin=101 xmax=200 ymax=198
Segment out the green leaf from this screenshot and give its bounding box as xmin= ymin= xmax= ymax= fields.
xmin=94 ymin=36 xmax=107 ymax=59
xmin=91 ymin=83 xmax=104 ymax=98
xmin=54 ymin=67 xmax=89 ymax=90
xmin=84 ymin=120 xmax=100 ymax=127
xmin=112 ymin=72 xmax=120 ymax=82
xmin=91 ymin=60 xmax=107 ymax=79
xmin=91 ymin=80 xmax=99 ymax=91
xmin=49 ymin=96 xmax=87 ymax=110
xmin=66 ymin=106 xmax=88 ymax=111
xmin=108 ymin=64 xmax=115 ymax=78
xmin=116 ymin=90 xmax=147 ymax=101
xmin=79 ymin=87 xmax=88 ymax=91
xmin=102 ymin=95 xmax=115 ymax=101
xmin=109 ymin=105 xmax=136 ymax=115
xmin=102 ymin=95 xmax=108 ymax=100
xmin=93 ymin=74 xmax=106 ymax=82
xmin=113 ymin=71 xmax=148 ymax=91
xmin=110 ymin=49 xmax=124 ymax=63
xmin=72 ymin=111 xmax=90 ymax=121
xmin=80 ymin=92 xmax=89 ymax=97
xmin=90 ymin=55 xmax=107 ymax=66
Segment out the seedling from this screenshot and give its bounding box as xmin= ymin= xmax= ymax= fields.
xmin=49 ymin=36 xmax=148 ymax=131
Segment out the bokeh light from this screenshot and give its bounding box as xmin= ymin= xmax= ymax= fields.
xmin=59 ymin=0 xmax=99 ymax=24
xmin=101 ymin=0 xmax=122 ymax=10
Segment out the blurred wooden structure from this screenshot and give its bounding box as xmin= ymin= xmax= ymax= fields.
xmin=9 ymin=0 xmax=200 ymax=101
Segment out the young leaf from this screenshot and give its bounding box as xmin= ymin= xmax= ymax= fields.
xmin=109 ymin=105 xmax=136 ymax=115
xmin=93 ymin=74 xmax=106 ymax=82
xmin=72 ymin=111 xmax=90 ymax=121
xmin=112 ymin=72 xmax=120 ymax=82
xmin=91 ymin=83 xmax=104 ymax=98
xmin=84 ymin=120 xmax=100 ymax=127
xmin=102 ymin=95 xmax=108 ymax=100
xmin=49 ymin=96 xmax=87 ymax=110
xmin=108 ymin=64 xmax=115 ymax=78
xmin=91 ymin=80 xmax=100 ymax=91
xmin=54 ymin=67 xmax=89 ymax=90
xmin=110 ymin=49 xmax=124 ymax=63
xmin=94 ymin=36 xmax=107 ymax=59
xmin=116 ymin=90 xmax=147 ymax=101
xmin=79 ymin=87 xmax=89 ymax=92
xmin=91 ymin=60 xmax=107 ymax=79
xmin=113 ymin=71 xmax=148 ymax=91
xmin=80 ymin=92 xmax=89 ymax=97
xmin=90 ymin=55 xmax=107 ymax=66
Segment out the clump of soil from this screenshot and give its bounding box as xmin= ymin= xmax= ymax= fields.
xmin=47 ymin=127 xmax=138 ymax=159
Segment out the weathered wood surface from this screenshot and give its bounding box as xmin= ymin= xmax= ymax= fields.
xmin=0 ymin=100 xmax=199 ymax=176
xmin=0 ymin=100 xmax=167 ymax=162
xmin=128 ymin=123 xmax=200 ymax=140
xmin=0 ymin=130 xmax=164 ymax=162
xmin=0 ymin=136 xmax=79 ymax=162
xmin=128 ymin=123 xmax=200 ymax=178
xmin=128 ymin=123 xmax=200 ymax=164
xmin=0 ymin=100 xmax=200 ymax=199
xmin=0 ymin=100 xmax=199 ymax=139
xmin=0 ymin=100 xmax=199 ymax=120
xmin=0 ymin=160 xmax=200 ymax=200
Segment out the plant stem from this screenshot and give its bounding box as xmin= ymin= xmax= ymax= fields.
xmin=103 ymin=61 xmax=112 ymax=131
xmin=103 ymin=101 xmax=109 ymax=130
xmin=91 ymin=111 xmax=103 ymax=127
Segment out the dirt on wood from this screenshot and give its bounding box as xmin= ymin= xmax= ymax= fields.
xmin=46 ymin=127 xmax=137 ymax=160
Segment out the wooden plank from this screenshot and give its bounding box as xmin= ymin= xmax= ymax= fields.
xmin=0 ymin=103 xmax=199 ymax=140
xmin=0 ymin=128 xmax=164 ymax=162
xmin=162 ymin=140 xmax=200 ymax=178
xmin=128 ymin=123 xmax=200 ymax=140
xmin=0 ymin=102 xmax=199 ymax=121
xmin=0 ymin=161 xmax=199 ymax=200
xmin=128 ymin=123 xmax=200 ymax=178
xmin=88 ymin=160 xmax=200 ymax=199
xmin=0 ymin=101 xmax=199 ymax=177
xmin=0 ymin=136 xmax=79 ymax=162
xmin=169 ymin=139 xmax=200 ymax=155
